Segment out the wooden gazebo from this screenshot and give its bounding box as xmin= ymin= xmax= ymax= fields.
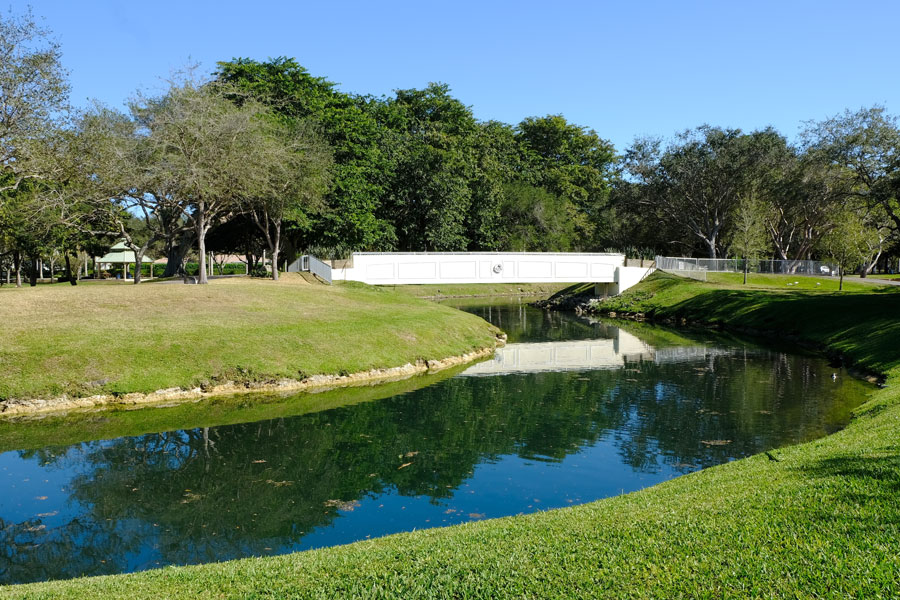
xmin=96 ymin=241 xmax=154 ymax=280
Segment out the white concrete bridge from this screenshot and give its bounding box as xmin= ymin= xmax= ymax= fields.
xmin=459 ymin=329 xmax=654 ymax=376
xmin=309 ymin=252 xmax=654 ymax=295
xmin=459 ymin=332 xmax=735 ymax=377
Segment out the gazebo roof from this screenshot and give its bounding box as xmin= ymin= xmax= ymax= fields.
xmin=98 ymin=241 xmax=153 ymax=264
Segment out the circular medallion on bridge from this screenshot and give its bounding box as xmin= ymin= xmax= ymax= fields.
xmin=493 ymin=263 xmax=503 ymax=273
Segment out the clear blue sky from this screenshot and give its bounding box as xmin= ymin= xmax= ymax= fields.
xmin=17 ymin=0 xmax=900 ymax=151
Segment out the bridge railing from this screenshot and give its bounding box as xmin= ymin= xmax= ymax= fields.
xmin=287 ymin=255 xmax=332 ymax=284
xmin=307 ymin=255 xmax=332 ymax=284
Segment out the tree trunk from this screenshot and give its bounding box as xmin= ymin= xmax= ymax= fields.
xmin=197 ymin=205 xmax=209 ymax=285
xmin=29 ymin=257 xmax=37 ymax=286
xmin=13 ymin=250 xmax=21 ymax=288
xmin=163 ymin=243 xmax=189 ymax=277
xmin=64 ymin=253 xmax=77 ymax=286
xmin=270 ymin=223 xmax=281 ymax=281
xmin=743 ymin=256 xmax=748 ymax=285
xmin=162 ymin=229 xmax=195 ymax=277
xmin=839 ymin=265 xmax=844 ymax=291
xmin=133 ymin=255 xmax=144 ymax=285
xmin=246 ymin=252 xmax=261 ymax=275
xmin=860 ymin=249 xmax=882 ymax=278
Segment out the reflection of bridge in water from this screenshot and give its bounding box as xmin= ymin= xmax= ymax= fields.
xmin=460 ymin=329 xmax=735 ymax=376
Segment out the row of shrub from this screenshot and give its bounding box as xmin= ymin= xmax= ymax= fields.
xmin=179 ymin=263 xmax=248 ymax=277
xmin=77 ymin=263 xmax=251 ymax=279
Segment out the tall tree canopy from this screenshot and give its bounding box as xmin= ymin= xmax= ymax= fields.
xmin=515 ymin=115 xmax=616 ymax=248
xmin=3 ymin=33 xmax=897 ymax=282
xmin=0 ymin=7 xmax=69 ymax=192
xmin=625 ymin=126 xmax=789 ymax=258
xmin=801 ymin=106 xmax=900 ymax=234
xmin=216 ymin=58 xmax=393 ymax=252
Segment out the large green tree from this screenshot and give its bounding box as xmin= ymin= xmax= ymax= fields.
xmin=496 ymin=182 xmax=575 ymax=251
xmin=801 ymin=106 xmax=900 ymax=233
xmin=0 ymin=8 xmax=69 ymax=286
xmin=0 ymin=7 xmax=69 ymax=194
xmin=378 ymin=83 xmax=480 ymax=250
xmin=133 ymin=78 xmax=281 ymax=284
xmin=625 ymin=126 xmax=787 ymax=258
xmin=216 ymin=58 xmax=394 ymax=252
xmin=764 ymin=151 xmax=850 ymax=262
xmin=515 ymin=115 xmax=616 ymax=248
xmin=238 ymin=118 xmax=332 ymax=280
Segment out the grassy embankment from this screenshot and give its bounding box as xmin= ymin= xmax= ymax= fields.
xmin=0 ymin=365 xmax=469 ymax=453
xmin=705 ymin=271 xmax=894 ymax=291
xmin=0 ymin=276 xmax=500 ymax=403
xmin=382 ymin=282 xmax=570 ymax=299
xmin=6 ymin=272 xmax=899 ymax=598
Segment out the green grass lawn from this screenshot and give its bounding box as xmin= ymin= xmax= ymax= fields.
xmin=600 ymin=272 xmax=900 ymax=374
xmin=5 ymin=272 xmax=899 ymax=598
xmin=705 ymin=271 xmax=889 ymax=291
xmin=0 ymin=277 xmax=501 ymax=401
xmin=867 ymin=274 xmax=900 ymax=282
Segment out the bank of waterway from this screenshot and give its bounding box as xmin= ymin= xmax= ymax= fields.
xmin=0 ymin=344 xmax=500 ymax=418
xmin=0 ymin=298 xmax=875 ymax=586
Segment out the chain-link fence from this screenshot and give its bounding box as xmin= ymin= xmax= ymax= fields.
xmin=656 ymin=256 xmax=838 ymax=279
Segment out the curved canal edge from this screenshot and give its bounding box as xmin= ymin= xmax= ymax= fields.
xmin=536 ymin=272 xmax=898 ymax=385
xmin=6 ymin=298 xmax=899 ymax=597
xmin=0 ymin=334 xmax=506 ymax=418
xmin=3 ymin=278 xmax=899 ymax=596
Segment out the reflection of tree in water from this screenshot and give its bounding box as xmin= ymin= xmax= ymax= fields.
xmin=0 ymin=511 xmax=144 ymax=583
xmin=611 ymin=349 xmax=862 ymax=472
xmin=0 ymin=346 xmax=866 ymax=584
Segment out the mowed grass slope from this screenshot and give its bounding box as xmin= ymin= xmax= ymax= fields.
xmin=705 ymin=271 xmax=890 ymax=291
xmin=5 ymin=272 xmax=899 ymax=598
xmin=0 ymin=278 xmax=501 ymax=400
xmin=601 ymin=271 xmax=900 ymax=375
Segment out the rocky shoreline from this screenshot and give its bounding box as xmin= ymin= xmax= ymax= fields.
xmin=0 ymin=335 xmax=506 ymax=418
xmin=532 ymin=291 xmax=600 ymax=315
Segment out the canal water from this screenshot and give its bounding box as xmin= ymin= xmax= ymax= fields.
xmin=0 ymin=301 xmax=874 ymax=584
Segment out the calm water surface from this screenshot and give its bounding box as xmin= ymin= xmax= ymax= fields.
xmin=0 ymin=301 xmax=874 ymax=584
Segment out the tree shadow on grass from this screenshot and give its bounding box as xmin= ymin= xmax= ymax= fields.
xmin=793 ymin=451 xmax=900 ymax=535
xmin=665 ymin=290 xmax=900 ymax=371
xmin=803 ymin=451 xmax=900 ymax=487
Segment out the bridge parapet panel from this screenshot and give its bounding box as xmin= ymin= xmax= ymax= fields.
xmin=335 ymin=252 xmax=627 ymax=286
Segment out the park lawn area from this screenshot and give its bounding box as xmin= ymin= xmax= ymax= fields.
xmin=705 ymin=271 xmax=889 ymax=291
xmin=0 ymin=277 xmax=501 ymax=401
xmin=4 ymin=272 xmax=899 ymax=598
